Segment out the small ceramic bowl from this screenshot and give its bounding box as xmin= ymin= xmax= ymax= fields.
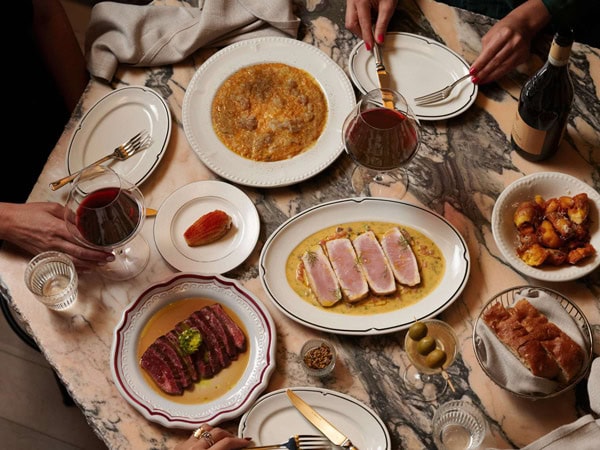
xmin=491 ymin=172 xmax=600 ymax=282
xmin=299 ymin=339 xmax=336 ymax=377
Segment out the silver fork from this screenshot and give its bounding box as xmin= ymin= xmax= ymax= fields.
xmin=413 ymin=73 xmax=471 ymax=106
xmin=246 ymin=434 xmax=334 ymax=450
xmin=49 ymin=130 xmax=153 ymax=190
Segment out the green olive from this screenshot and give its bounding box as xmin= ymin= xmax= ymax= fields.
xmin=425 ymin=349 xmax=447 ymax=369
xmin=416 ymin=336 xmax=436 ymax=355
xmin=408 ymin=321 xmax=428 ymax=341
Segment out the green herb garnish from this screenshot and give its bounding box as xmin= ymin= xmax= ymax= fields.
xmin=178 ymin=328 xmax=202 ymax=355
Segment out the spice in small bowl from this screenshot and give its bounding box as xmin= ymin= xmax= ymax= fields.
xmin=300 ymin=338 xmax=336 ymax=377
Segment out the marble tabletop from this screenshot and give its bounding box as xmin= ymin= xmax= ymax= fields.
xmin=2 ymin=0 xmax=599 ymax=449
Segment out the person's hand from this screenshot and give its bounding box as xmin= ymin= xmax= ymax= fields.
xmin=345 ymin=0 xmax=398 ymax=50
xmin=0 ymin=202 xmax=113 ymax=271
xmin=175 ymin=425 xmax=251 ymax=450
xmin=470 ymin=0 xmax=551 ymax=84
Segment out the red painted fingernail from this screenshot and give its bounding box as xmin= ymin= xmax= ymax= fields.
xmin=471 ymin=76 xmax=480 ymax=84
xmin=365 ymin=42 xmax=371 ymax=51
xmin=377 ymin=34 xmax=385 ymax=44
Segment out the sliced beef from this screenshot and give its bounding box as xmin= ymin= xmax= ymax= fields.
xmin=210 ymin=304 xmax=247 ymax=353
xmin=140 ymin=304 xmax=247 ymax=395
xmin=140 ymin=346 xmax=184 ymax=395
xmin=199 ymin=306 xmax=237 ymax=359
xmin=164 ymin=331 xmax=199 ymax=382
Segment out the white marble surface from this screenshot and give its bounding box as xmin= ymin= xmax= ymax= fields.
xmin=2 ymin=1 xmax=599 ymax=449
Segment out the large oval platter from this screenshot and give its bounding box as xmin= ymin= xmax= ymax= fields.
xmin=259 ymin=198 xmax=470 ymax=335
xmin=182 ymin=36 xmax=356 ymax=187
xmin=111 ymin=273 xmax=276 ymax=429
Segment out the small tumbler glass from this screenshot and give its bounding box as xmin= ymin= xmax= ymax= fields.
xmin=432 ymin=400 xmax=486 ymax=450
xmin=24 ymin=251 xmax=78 ymax=311
xmin=300 ymin=338 xmax=336 ymax=377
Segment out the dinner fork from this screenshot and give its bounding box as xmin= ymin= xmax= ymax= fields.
xmin=49 ymin=130 xmax=153 ymax=191
xmin=413 ymin=73 xmax=471 ymax=106
xmin=246 ymin=434 xmax=334 ymax=450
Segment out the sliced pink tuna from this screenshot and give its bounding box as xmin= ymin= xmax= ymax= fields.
xmin=380 ymin=227 xmax=421 ymax=286
xmin=352 ymin=231 xmax=396 ymax=295
xmin=302 ymin=245 xmax=342 ymax=307
xmin=325 ymin=238 xmax=369 ymax=302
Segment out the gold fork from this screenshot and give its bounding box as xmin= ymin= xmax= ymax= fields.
xmin=413 ymin=73 xmax=471 ymax=106
xmin=246 ymin=435 xmax=334 ymax=450
xmin=49 ymin=130 xmax=152 ymax=191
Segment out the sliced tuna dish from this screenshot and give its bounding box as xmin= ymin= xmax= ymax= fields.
xmin=380 ymin=227 xmax=421 ymax=286
xmin=302 ymin=244 xmax=342 ymax=306
xmin=352 ymin=231 xmax=396 ymax=295
xmin=325 ymin=237 xmax=369 ymax=302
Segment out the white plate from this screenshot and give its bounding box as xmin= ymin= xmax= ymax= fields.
xmin=111 ymin=273 xmax=276 ymax=429
xmin=238 ymin=387 xmax=391 ymax=449
xmin=182 ymin=36 xmax=356 ymax=187
xmin=348 ymin=32 xmax=478 ymax=121
xmin=154 ymin=181 xmax=260 ymax=274
xmin=67 ymin=86 xmax=171 ymax=186
xmin=492 ymin=172 xmax=600 ymax=281
xmin=259 ymin=197 xmax=470 ymax=335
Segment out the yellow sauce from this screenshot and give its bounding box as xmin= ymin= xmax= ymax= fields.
xmin=286 ymin=221 xmax=445 ymax=314
xmin=211 ymin=62 xmax=328 ymax=161
xmin=137 ymin=298 xmax=250 ymax=404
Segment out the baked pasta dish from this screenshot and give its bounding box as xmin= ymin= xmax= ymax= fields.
xmin=211 ymin=62 xmax=328 ymax=162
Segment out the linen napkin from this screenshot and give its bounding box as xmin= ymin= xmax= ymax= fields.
xmin=485 ymin=414 xmax=600 ymax=450
xmin=85 ymin=0 xmax=301 ymax=82
xmin=474 ymin=288 xmax=589 ymax=396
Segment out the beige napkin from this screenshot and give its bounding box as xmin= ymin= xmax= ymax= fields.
xmin=485 ymin=415 xmax=600 ymax=450
xmin=85 ymin=0 xmax=300 ymax=82
xmin=474 ymin=288 xmax=589 ymax=396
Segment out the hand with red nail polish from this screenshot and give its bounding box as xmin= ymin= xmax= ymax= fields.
xmin=469 ymin=1 xmax=551 ymax=84
xmin=345 ymin=0 xmax=399 ymax=51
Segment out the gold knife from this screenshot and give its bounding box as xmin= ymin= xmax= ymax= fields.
xmin=373 ymin=42 xmax=395 ymax=110
xmin=286 ymin=389 xmax=358 ymax=450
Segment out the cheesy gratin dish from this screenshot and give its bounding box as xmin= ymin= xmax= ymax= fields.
xmin=211 ymin=62 xmax=328 ymax=162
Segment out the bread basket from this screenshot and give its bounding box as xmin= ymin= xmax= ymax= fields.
xmin=473 ymin=286 xmax=593 ymax=400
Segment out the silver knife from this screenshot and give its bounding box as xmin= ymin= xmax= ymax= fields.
xmin=286 ymin=389 xmax=359 ymax=450
xmin=372 ymin=42 xmax=395 ymax=110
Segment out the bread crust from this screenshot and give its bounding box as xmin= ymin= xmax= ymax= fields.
xmin=482 ymin=299 xmax=584 ymax=384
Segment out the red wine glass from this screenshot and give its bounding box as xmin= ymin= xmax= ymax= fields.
xmin=64 ymin=165 xmax=149 ymax=281
xmin=343 ymin=88 xmax=421 ymax=197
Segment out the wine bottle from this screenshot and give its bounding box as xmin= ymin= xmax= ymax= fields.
xmin=511 ymin=29 xmax=574 ymax=161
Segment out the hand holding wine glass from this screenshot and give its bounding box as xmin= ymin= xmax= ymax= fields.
xmin=343 ymin=88 xmax=420 ymax=197
xmin=404 ymin=319 xmax=459 ymax=402
xmin=64 ymin=165 xmax=149 ymax=281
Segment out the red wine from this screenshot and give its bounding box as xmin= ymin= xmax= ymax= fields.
xmin=511 ymin=30 xmax=574 ymax=161
xmin=345 ymin=107 xmax=419 ymax=171
xmin=76 ymin=187 xmax=141 ymax=247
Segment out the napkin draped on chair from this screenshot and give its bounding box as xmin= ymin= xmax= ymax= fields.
xmin=85 ymin=0 xmax=301 ymax=82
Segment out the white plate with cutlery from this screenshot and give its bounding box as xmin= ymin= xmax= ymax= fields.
xmin=66 ymin=85 xmax=171 ymax=186
xmin=349 ymin=32 xmax=477 ymax=120
xmin=238 ymin=387 xmax=391 ymax=449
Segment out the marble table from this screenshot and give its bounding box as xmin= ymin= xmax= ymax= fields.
xmin=1 ymin=0 xmax=599 ymax=448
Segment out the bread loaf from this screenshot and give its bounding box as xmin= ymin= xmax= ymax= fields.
xmin=482 ymin=299 xmax=584 ymax=384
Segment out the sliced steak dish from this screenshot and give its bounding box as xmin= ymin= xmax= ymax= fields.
xmin=140 ymin=304 xmax=247 ymax=395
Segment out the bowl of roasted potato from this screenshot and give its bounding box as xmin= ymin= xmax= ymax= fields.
xmin=492 ymin=172 xmax=600 ymax=281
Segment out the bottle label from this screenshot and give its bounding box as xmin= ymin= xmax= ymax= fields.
xmin=512 ymin=111 xmax=546 ymax=156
